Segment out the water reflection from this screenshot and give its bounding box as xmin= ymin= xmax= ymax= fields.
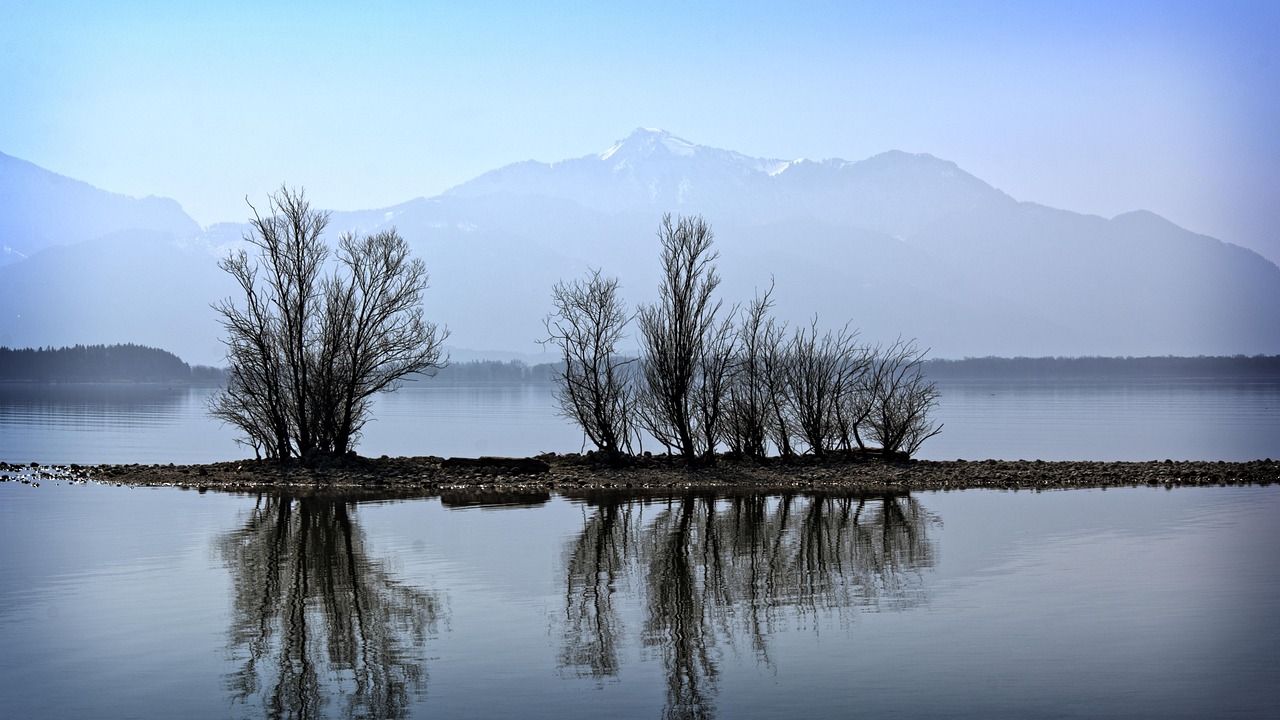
xmin=560 ymin=492 xmax=938 ymax=719
xmin=218 ymin=495 xmax=447 ymax=720
xmin=0 ymin=381 xmax=191 ymax=412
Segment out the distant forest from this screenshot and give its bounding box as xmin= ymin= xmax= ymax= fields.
xmin=0 ymin=344 xmax=224 ymax=383
xmin=923 ymin=355 xmax=1280 ymax=380
xmin=437 ymin=355 xmax=1280 ymax=383
xmin=0 ymin=344 xmax=556 ymax=384
xmin=431 ymin=359 xmax=559 ymax=382
xmin=439 ymin=355 xmax=1280 ymax=382
xmin=5 ymin=345 xmax=1278 ymax=384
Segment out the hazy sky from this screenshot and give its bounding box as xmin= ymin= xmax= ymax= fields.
xmin=4 ymin=1 xmax=1278 ymax=263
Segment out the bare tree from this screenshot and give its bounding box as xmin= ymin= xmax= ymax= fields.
xmin=635 ymin=214 xmax=731 ymax=465
xmin=690 ymin=311 xmax=737 ymax=463
xmin=725 ymin=283 xmax=776 ymax=459
xmin=829 ymin=336 xmax=874 ymax=454
xmin=864 ymin=339 xmax=943 ymax=458
xmin=544 ymin=268 xmax=635 ymax=464
xmin=210 ymin=186 xmax=447 ymax=461
xmin=783 ymin=319 xmax=862 ymax=456
xmin=209 ymin=248 xmax=292 ymax=459
xmin=210 ymin=187 xmax=326 ymax=460
xmin=760 ymin=315 xmax=795 ymax=458
xmin=311 ymin=229 xmax=448 ymax=454
xmin=835 ymin=360 xmax=877 ymax=452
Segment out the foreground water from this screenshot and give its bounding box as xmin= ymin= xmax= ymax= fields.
xmin=0 ymin=482 xmax=1275 ymax=719
xmin=2 ymin=377 xmax=1278 ymax=464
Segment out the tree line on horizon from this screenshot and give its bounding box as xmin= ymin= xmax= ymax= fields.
xmin=924 ymin=354 xmax=1280 ymax=379
xmin=0 ymin=343 xmax=223 ymax=383
xmin=454 ymin=354 xmax=1280 ymax=383
xmin=8 ymin=346 xmax=1276 ymax=386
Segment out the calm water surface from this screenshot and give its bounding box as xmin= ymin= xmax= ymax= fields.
xmin=2 ymin=378 xmax=1278 ymax=464
xmin=3 ymin=377 xmax=1276 ymax=717
xmin=0 ymin=483 xmax=1275 ymax=719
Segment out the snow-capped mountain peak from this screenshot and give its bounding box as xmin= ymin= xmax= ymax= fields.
xmin=600 ymin=128 xmax=699 ymax=161
xmin=444 ymin=128 xmax=1011 ymax=229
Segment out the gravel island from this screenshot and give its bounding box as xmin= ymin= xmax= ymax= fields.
xmin=4 ymin=454 xmax=1275 ymax=497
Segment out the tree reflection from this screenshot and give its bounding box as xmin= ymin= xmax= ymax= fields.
xmin=560 ymin=492 xmax=937 ymax=719
xmin=219 ymin=494 xmax=446 ymax=720
xmin=560 ymin=500 xmax=635 ymax=682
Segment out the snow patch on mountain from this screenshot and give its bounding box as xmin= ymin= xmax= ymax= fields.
xmin=764 ymin=159 xmax=800 ymax=176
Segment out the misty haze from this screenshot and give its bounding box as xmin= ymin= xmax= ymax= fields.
xmin=3 ymin=3 xmax=1278 ymax=720
xmin=3 ymin=129 xmax=1279 ymax=365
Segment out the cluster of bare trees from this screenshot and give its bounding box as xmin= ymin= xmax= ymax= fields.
xmin=545 ymin=214 xmax=942 ymax=464
xmin=210 ymin=187 xmax=447 ymax=461
xmin=726 ymin=312 xmax=943 ymax=460
xmin=212 ymin=191 xmax=936 ymax=465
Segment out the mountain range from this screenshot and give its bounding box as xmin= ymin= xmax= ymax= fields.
xmin=2 ymin=129 xmax=1277 ymax=366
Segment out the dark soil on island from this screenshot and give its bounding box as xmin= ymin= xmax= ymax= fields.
xmin=3 ymin=453 xmax=1276 ymax=499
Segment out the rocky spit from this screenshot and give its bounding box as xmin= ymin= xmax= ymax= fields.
xmin=2 ymin=454 xmax=1275 ymax=497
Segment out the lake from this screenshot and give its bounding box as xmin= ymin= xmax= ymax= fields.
xmin=2 ymin=377 xmax=1277 ymax=464
xmin=0 ymin=481 xmax=1275 ymax=719
xmin=2 ymin=379 xmax=1277 ymax=718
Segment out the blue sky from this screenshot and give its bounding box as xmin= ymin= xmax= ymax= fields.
xmin=3 ymin=1 xmax=1278 ymax=262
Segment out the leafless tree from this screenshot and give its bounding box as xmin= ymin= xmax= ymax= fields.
xmin=725 ymin=283 xmax=776 ymax=459
xmin=311 ymin=229 xmax=448 ymax=454
xmin=834 ymin=362 xmax=877 ymax=452
xmin=210 ymin=186 xmax=447 ymax=461
xmin=635 ymin=214 xmax=732 ymax=465
xmin=544 ymin=269 xmax=635 ymax=463
xmin=691 ymin=312 xmax=737 ymax=464
xmin=209 ymin=250 xmax=291 ymax=460
xmin=864 ymin=339 xmax=943 ymax=457
xmin=829 ymin=338 xmax=874 ymax=453
xmin=760 ymin=315 xmax=795 ymax=458
xmin=782 ymin=319 xmax=863 ymax=456
xmin=210 ymin=187 xmax=326 ymax=460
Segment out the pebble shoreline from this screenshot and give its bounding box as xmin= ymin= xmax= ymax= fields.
xmin=2 ymin=455 xmax=1276 ymax=496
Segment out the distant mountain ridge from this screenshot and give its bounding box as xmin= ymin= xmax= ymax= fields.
xmin=0 ymin=151 xmax=200 ymax=264
xmin=1 ymin=130 xmax=1277 ymax=364
xmin=446 ymin=128 xmax=1013 ymax=233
